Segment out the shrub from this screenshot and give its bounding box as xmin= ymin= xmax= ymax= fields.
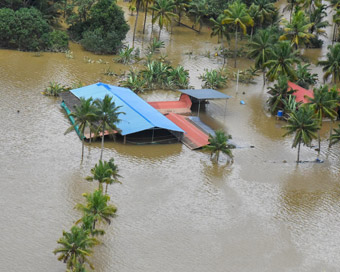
xmin=0 ymin=7 xmax=69 ymax=51
xmin=70 ymin=0 xmax=129 ymax=54
xmin=45 ymin=30 xmax=69 ymax=52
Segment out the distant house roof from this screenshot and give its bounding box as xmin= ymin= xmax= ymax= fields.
xmin=70 ymin=83 xmax=184 ymax=136
xmin=288 ymin=81 xmax=313 ymax=104
xmin=179 ymin=89 xmax=231 ymax=100
xmin=148 ymin=94 xmax=192 ymax=114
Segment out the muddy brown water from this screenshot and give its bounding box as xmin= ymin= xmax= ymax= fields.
xmin=1 ymin=1 xmax=340 ymax=271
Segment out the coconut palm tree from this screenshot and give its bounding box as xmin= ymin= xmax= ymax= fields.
xmin=54 ymin=226 xmax=99 ymax=270
xmin=265 ymin=41 xmax=300 ymax=81
xmin=279 ymin=10 xmax=315 ymax=49
xmin=93 ymin=95 xmax=123 ymax=161
xmin=309 ymin=4 xmax=329 ymax=41
xmin=332 ymin=7 xmax=340 ymax=44
xmin=283 ymin=0 xmax=300 ymax=23
xmin=76 ymin=190 xmax=117 ymax=231
xmin=299 ymin=0 xmax=321 ymax=16
xmin=143 ymin=0 xmax=153 ymax=34
xmin=307 ymin=85 xmax=338 ymax=154
xmin=203 ymin=130 xmax=235 ymax=163
xmin=222 ymin=0 xmax=254 ymax=67
xmin=295 ymin=63 xmax=318 ymax=89
xmin=318 ymin=43 xmax=340 ymax=83
xmin=86 ymin=160 xmax=115 ymax=191
xmin=328 ymin=86 xmax=340 ymax=146
xmin=253 ymin=0 xmax=276 ymax=27
xmin=150 ymin=0 xmax=178 ymax=40
xmin=210 ymin=14 xmax=230 ymax=47
xmin=247 ymin=29 xmax=275 ymax=85
xmin=188 ymin=0 xmax=208 ymax=32
xmin=64 ymin=97 xmax=97 ymax=160
xmin=173 ymin=0 xmax=190 ymax=25
xmin=283 ymin=105 xmax=319 ymax=163
xmin=132 ymin=0 xmax=143 ymax=44
xmin=267 ymin=75 xmax=293 ymax=114
xmin=330 ymin=124 xmax=340 ymax=147
xmin=79 ymin=214 xmax=105 ymax=237
xmin=106 ymin=158 xmax=122 ymax=194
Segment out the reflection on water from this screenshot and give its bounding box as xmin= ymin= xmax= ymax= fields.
xmin=1 ymin=0 xmax=340 ymax=271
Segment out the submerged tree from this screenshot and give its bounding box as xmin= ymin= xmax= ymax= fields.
xmin=93 ymin=95 xmax=123 ymax=161
xmin=222 ymin=0 xmax=254 ymax=67
xmin=76 ymin=190 xmax=117 ymax=231
xmin=151 ymin=0 xmax=178 ymax=40
xmin=307 ymin=85 xmax=338 ymax=154
xmin=203 ymin=130 xmax=235 ymax=163
xmin=318 ymin=43 xmax=340 ymax=83
xmin=65 ymin=98 xmax=97 ymax=160
xmin=283 ymin=105 xmax=319 ymax=163
xmin=54 ymin=226 xmax=98 ymax=270
xmin=279 ymin=10 xmax=314 ymax=49
xmin=265 ymin=41 xmax=300 ymax=81
xmin=247 ymin=29 xmax=275 ymax=85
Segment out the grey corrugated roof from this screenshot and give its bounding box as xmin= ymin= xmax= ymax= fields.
xmin=179 ymin=89 xmax=231 ymax=100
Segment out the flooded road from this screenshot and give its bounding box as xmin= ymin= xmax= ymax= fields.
xmin=1 ymin=1 xmax=340 ymax=271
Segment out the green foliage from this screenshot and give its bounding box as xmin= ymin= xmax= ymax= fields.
xmin=199 ymin=69 xmax=228 ymax=89
xmin=54 ymin=225 xmax=99 ymax=270
xmin=203 ymin=130 xmax=235 ymax=163
xmin=295 ymin=63 xmax=318 ymax=89
xmin=115 ymin=45 xmax=138 ymax=64
xmin=146 ymin=38 xmax=165 ymax=55
xmin=76 ymin=190 xmax=117 ymax=228
xmin=282 ymin=95 xmax=301 ymax=115
xmin=267 ymin=75 xmax=292 ymax=114
xmin=0 ymin=7 xmax=68 ymax=51
xmin=330 ymin=124 xmax=340 ymax=147
xmin=42 ymin=82 xmax=69 ymax=97
xmin=318 ymin=43 xmax=340 ymax=83
xmin=69 ymin=0 xmax=129 ymax=54
xmin=283 ymin=105 xmax=319 ymax=162
xmin=265 ymin=41 xmax=300 ymax=81
xmin=279 ymin=10 xmax=314 ymax=49
xmin=120 ymin=70 xmax=147 ymax=93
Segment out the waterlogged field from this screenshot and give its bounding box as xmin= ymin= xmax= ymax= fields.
xmin=1 ymin=1 xmax=340 ymax=271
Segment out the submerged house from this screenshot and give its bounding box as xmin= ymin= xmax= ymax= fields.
xmin=60 ymin=83 xmax=184 ymax=144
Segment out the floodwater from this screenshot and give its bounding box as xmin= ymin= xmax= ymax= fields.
xmin=1 ymin=1 xmax=340 ymax=271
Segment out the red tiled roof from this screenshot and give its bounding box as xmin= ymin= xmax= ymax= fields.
xmin=148 ymin=94 xmax=192 ymax=114
xmin=287 ymin=81 xmax=313 ymax=104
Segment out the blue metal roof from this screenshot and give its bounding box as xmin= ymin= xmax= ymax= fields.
xmin=179 ymin=89 xmax=231 ymax=100
xmin=70 ymin=83 xmax=184 ymax=136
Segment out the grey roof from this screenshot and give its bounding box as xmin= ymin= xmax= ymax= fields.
xmin=179 ymin=89 xmax=231 ymax=100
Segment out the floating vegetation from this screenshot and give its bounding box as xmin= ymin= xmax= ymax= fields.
xmin=120 ymin=70 xmax=146 ymax=93
xmin=103 ymin=67 xmax=117 ymax=76
xmin=96 ymin=58 xmax=109 ymax=64
xmin=33 ymin=51 xmax=42 ymax=57
xmin=65 ymin=50 xmax=74 ymax=59
xmin=83 ymin=56 xmax=95 ymax=63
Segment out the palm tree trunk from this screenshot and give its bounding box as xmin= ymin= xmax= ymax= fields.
xmin=263 ymin=70 xmax=266 ymax=86
xmin=234 ymin=27 xmax=238 ymax=68
xmin=290 ymin=7 xmax=293 ymax=23
xmin=317 ymin=130 xmax=321 ymax=155
xmin=250 ymin=26 xmax=254 ymax=40
xmin=81 ymin=127 xmax=85 ymax=160
xmin=133 ymin=1 xmax=140 ymax=45
xmin=158 ymin=26 xmax=162 ymax=40
xmin=100 ymin=123 xmax=105 ymax=161
xmin=105 ymin=183 xmax=108 ymax=194
xmin=143 ymin=1 xmax=149 ymax=34
xmin=151 ymin=9 xmax=154 ymax=32
xmin=329 ymin=120 xmax=334 ymax=148
xmin=178 ymin=12 xmax=181 ymax=26
xmin=297 ymin=141 xmax=301 ymax=163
